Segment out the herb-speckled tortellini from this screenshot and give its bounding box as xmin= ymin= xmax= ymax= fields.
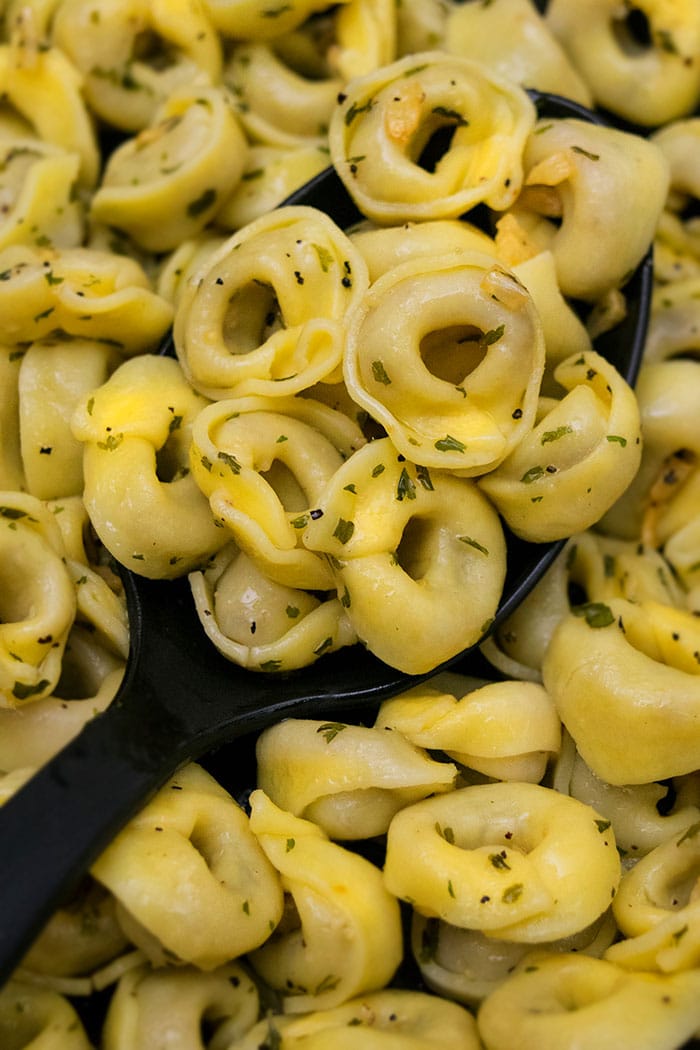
xmin=384 ymin=781 xmax=620 ymax=943
xmin=302 ymin=437 xmax=507 ymax=675
xmin=498 ymin=117 xmax=669 ymax=301
xmin=52 ymin=0 xmax=222 ymax=132
xmin=476 ymin=951 xmax=700 ymax=1050
xmin=203 ymin=0 xmax=338 ymax=39
xmin=376 ymin=677 xmax=561 ymax=784
xmin=349 ymin=217 xmax=499 ymax=283
xmin=412 ymin=909 xmax=617 ymax=1009
xmin=231 ymin=988 xmax=482 ymax=1049
xmin=102 ymin=962 xmax=260 ymax=1050
xmin=546 ymin=0 xmax=700 ymax=127
xmin=0 ymin=980 xmax=92 ymax=1049
xmin=174 ymin=206 xmax=369 ymax=400
xmin=0 ymin=39 xmax=99 ymax=186
xmin=605 ymin=821 xmax=700 ymax=973
xmin=255 ymin=718 xmax=458 ymax=839
xmin=0 ymin=137 xmax=83 ymax=251
xmin=477 ymin=350 xmax=642 ymax=542
xmin=189 ymin=393 xmax=365 ymax=590
xmin=225 ymin=42 xmax=342 ymax=149
xmin=441 ymin=0 xmax=593 ymax=107
xmin=0 ymin=491 xmax=77 ymax=706
xmin=328 ymin=50 xmax=536 ymax=223
xmin=543 ymin=597 xmax=700 ymax=785
xmin=190 ymin=544 xmax=357 ymax=673
xmin=248 ymin=789 xmax=404 ymax=1013
xmin=91 ymin=86 xmax=248 ymax=253
xmin=552 ymin=731 xmax=700 ymax=861
xmin=343 ymin=253 xmax=545 ymax=475
xmin=216 ymin=144 xmax=329 ymax=232
xmin=91 ymin=764 xmax=284 ymax=970
xmin=72 ymin=354 xmax=227 ymax=579
xmin=0 ymin=243 xmax=174 ymax=353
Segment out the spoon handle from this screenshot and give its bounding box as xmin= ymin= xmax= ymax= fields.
xmin=0 ymin=700 xmax=178 ymax=986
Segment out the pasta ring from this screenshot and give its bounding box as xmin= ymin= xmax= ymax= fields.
xmin=343 ymin=253 xmax=545 ymax=475
xmin=102 ymin=962 xmax=259 ymax=1050
xmin=499 ymin=117 xmax=669 ymax=301
xmin=91 ymin=764 xmax=284 ymax=970
xmin=90 ymin=86 xmax=249 ymax=253
xmin=52 ymin=0 xmax=222 ymax=132
xmin=328 ymin=50 xmax=536 ymax=223
xmin=174 ymin=205 xmax=369 ymax=400
xmin=478 ymin=349 xmax=642 ymax=542
xmin=383 ymin=781 xmax=620 ymax=943
xmin=0 ymin=136 xmax=83 ymax=251
xmin=546 ymin=0 xmax=700 ymax=127
xmin=72 ymin=354 xmax=227 ymax=578
xmin=248 ymin=789 xmax=403 ymax=1014
xmin=302 ymin=437 xmax=507 ymax=674
xmin=543 ymin=596 xmax=700 ymax=785
xmin=476 ymin=952 xmax=700 ymax=1050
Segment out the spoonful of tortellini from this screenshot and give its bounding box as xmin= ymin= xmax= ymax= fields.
xmin=0 ymin=63 xmax=663 ymax=986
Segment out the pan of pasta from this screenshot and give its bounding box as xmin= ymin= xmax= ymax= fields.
xmin=1 ymin=0 xmax=700 ymax=1048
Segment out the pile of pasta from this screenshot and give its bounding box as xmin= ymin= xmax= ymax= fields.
xmin=2 ymin=0 xmax=700 ymax=1047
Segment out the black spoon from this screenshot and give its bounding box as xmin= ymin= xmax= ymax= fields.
xmin=0 ymin=91 xmax=652 ymax=987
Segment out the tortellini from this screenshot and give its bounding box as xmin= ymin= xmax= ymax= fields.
xmin=255 ymin=717 xmax=457 ymax=839
xmin=90 ymin=86 xmax=249 ymax=252
xmin=72 ymin=354 xmax=227 ymax=579
xmin=91 ymin=764 xmax=284 ymax=970
xmin=174 ymin=206 xmax=370 ymax=400
xmin=0 ymin=980 xmax=92 ymax=1049
xmin=477 ymin=350 xmax=642 ymax=542
xmin=476 ymin=952 xmax=700 ymax=1050
xmin=247 ymin=789 xmax=404 ymax=1013
xmin=498 ymin=116 xmax=669 ymax=301
xmin=546 ymin=0 xmax=700 ymax=126
xmin=302 ymin=437 xmax=507 ymax=674
xmin=384 ymin=781 xmax=620 ymax=943
xmin=343 ymin=252 xmax=545 ymax=475
xmin=328 ymin=51 xmax=536 ymax=223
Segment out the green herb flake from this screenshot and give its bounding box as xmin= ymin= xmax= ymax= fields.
xmin=186 ymin=187 xmax=217 ymax=218
xmin=312 ymin=243 xmax=334 ymax=272
xmin=416 ymin=464 xmax=434 ymax=490
xmin=333 ymin=518 xmax=355 ymax=544
xmin=458 ymin=535 xmax=489 ymax=555
xmin=431 ymin=105 xmax=468 ymax=125
xmin=317 ymin=722 xmax=346 ymax=743
xmin=489 ymin=851 xmax=511 ymax=871
xmin=572 ymin=601 xmax=615 ymax=628
xmin=607 ymin=434 xmax=628 ymax=446
xmin=286 ymin=838 xmax=295 ymax=852
xmin=290 ymin=514 xmax=308 ymax=530
xmin=571 ymin=145 xmax=600 ymax=161
xmin=340 ymin=586 xmax=351 ymax=609
xmin=12 ymin=679 xmax=50 ymax=700
xmin=541 ymin=425 xmax=573 ymax=444
xmin=286 ymin=605 xmax=300 ymax=618
xmin=168 ymin=414 xmax=183 ymax=434
xmin=259 ymin=659 xmax=282 ymax=671
xmin=371 ymin=360 xmax=392 ymax=385
xmin=521 ymin=465 xmax=546 ymax=484
xmin=595 ymin=819 xmax=612 ymax=833
xmin=371 ymin=463 xmax=385 ymax=478
xmin=43 ymin=270 xmax=63 ymax=286
xmin=502 ymin=883 xmax=524 ymax=903
xmin=344 ymin=99 xmax=374 ymax=126
xmin=435 ymin=434 xmax=466 ymax=453
xmin=479 ymin=323 xmax=505 ymax=348
xmin=397 ymin=467 xmax=416 ymax=502
xmin=313 ymin=636 xmax=333 ymax=656
xmin=217 ymin=450 xmax=242 ymax=475
xmin=96 ymin=433 xmax=123 ymax=451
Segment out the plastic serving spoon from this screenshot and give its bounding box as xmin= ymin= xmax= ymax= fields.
xmin=0 ymin=91 xmax=652 ymax=986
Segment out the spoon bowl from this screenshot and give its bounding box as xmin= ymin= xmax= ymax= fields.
xmin=0 ymin=90 xmax=652 ymax=986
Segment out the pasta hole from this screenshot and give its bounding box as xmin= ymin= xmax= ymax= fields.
xmin=415 ymin=124 xmax=458 ymax=173
xmin=132 ymin=30 xmax=179 ymax=71
xmin=611 ymin=7 xmax=652 ymax=55
xmin=155 ymin=433 xmax=187 ymax=483
xmin=223 ymin=282 xmax=283 ymax=354
xmin=260 ymin=459 xmax=308 ymax=513
xmin=420 ymin=325 xmax=487 ymax=385
xmin=395 ymin=517 xmax=436 ymax=581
